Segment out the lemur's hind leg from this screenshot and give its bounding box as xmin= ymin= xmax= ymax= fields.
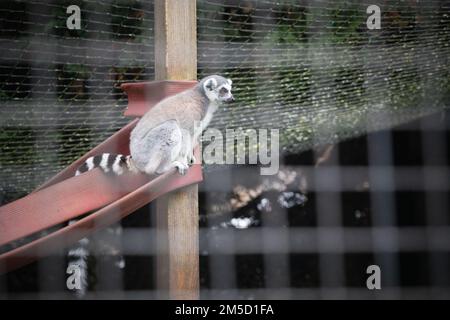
xmin=130 ymin=119 xmax=182 ymax=175
xmin=156 ymin=129 xmax=192 ymax=175
xmin=131 ymin=119 xmax=193 ymax=175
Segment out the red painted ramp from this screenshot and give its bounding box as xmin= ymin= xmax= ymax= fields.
xmin=0 ymin=80 xmax=200 ymax=274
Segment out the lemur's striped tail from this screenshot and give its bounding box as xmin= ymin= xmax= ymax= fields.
xmin=67 ymin=231 xmax=89 ymax=297
xmin=68 ymin=153 xmax=133 ymax=296
xmin=75 ymin=153 xmax=135 ymax=176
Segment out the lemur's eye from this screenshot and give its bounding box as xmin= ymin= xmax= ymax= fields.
xmin=219 ymin=87 xmax=229 ymax=94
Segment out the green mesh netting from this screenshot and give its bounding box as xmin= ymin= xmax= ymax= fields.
xmin=1 ymin=0 xmax=449 ymax=202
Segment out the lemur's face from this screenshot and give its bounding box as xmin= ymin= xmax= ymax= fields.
xmin=203 ymin=76 xmax=235 ymax=104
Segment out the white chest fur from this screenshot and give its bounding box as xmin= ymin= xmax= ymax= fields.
xmin=201 ymin=102 xmax=217 ymax=130
xmin=193 ymin=102 xmax=217 ymax=142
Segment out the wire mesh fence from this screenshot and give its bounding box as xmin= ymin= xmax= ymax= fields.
xmin=0 ymin=0 xmax=449 ymax=299
xmin=0 ymin=0 xmax=154 ymax=202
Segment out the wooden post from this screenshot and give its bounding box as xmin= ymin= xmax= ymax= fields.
xmin=154 ymin=0 xmax=199 ymax=299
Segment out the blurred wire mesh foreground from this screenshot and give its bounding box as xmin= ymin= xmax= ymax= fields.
xmin=0 ymin=0 xmax=450 ymax=299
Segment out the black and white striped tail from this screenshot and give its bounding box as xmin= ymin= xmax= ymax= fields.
xmin=67 ymin=232 xmax=89 ymax=296
xmin=75 ymin=153 xmax=133 ymax=176
xmin=68 ymin=153 xmax=132 ymax=296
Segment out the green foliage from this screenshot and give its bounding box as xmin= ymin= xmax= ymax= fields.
xmin=327 ymin=5 xmax=366 ymax=45
xmin=387 ymin=68 xmax=423 ymax=109
xmin=56 ymin=64 xmax=90 ymax=101
xmin=381 ymin=4 xmax=419 ymax=44
xmin=0 ymin=89 xmax=10 ymax=100
xmin=266 ymin=4 xmax=308 ymax=44
xmin=0 ymin=128 xmax=37 ymax=166
xmin=333 ymin=67 xmax=366 ymax=108
xmin=110 ymin=0 xmax=144 ymax=40
xmin=222 ymin=3 xmax=254 ymax=43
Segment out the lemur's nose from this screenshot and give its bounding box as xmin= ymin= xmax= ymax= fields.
xmin=229 ymin=95 xmax=235 ymax=102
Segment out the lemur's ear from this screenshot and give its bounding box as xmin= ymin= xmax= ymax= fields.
xmin=204 ymin=78 xmax=218 ymax=91
xmin=227 ymin=78 xmax=232 ymax=86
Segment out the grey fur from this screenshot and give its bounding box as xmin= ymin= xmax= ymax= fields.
xmin=74 ymin=75 xmax=233 ymax=177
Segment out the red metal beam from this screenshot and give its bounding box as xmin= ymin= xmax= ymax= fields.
xmin=121 ymin=81 xmax=197 ymax=117
xmin=0 ymin=161 xmax=202 ymax=273
xmin=0 ymin=168 xmax=151 ymax=247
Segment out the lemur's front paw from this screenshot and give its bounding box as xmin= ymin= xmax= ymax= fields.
xmin=174 ymin=161 xmax=189 ymax=175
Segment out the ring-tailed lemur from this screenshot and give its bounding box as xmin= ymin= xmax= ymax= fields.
xmin=68 ymin=75 xmax=234 ymax=295
xmin=75 ymin=75 xmax=234 ymax=176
